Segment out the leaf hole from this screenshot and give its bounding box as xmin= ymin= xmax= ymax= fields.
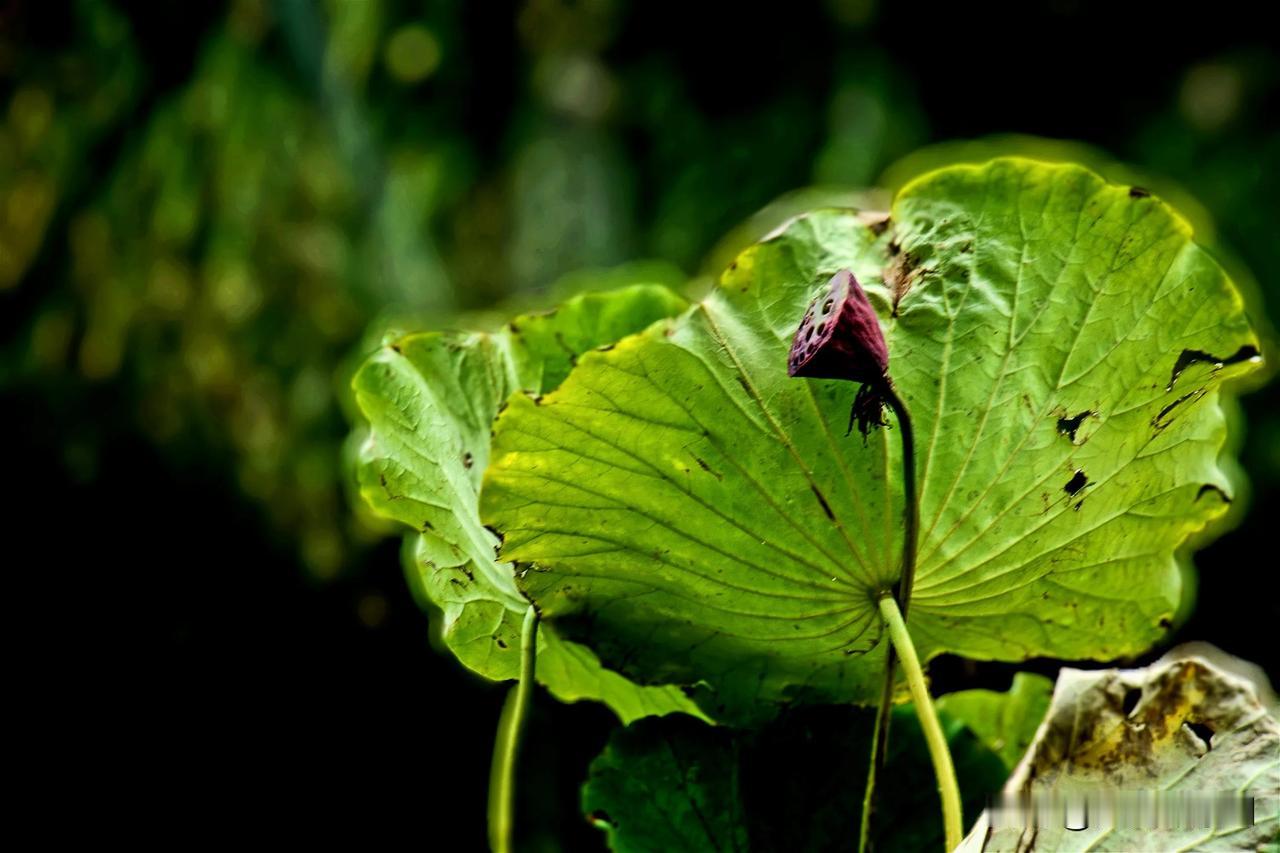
xmin=1121 ymin=687 xmax=1141 ymax=717
xmin=1056 ymin=410 xmax=1094 ymax=442
xmin=1064 ymin=470 xmax=1088 ymax=496
xmin=1185 ymin=721 xmax=1214 ymax=751
xmin=1195 ymin=484 xmax=1230 ymax=504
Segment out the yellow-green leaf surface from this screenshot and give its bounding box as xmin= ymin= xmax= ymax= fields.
xmin=352 ymin=284 xmax=703 ymax=722
xmin=481 ymin=159 xmax=1261 ymax=719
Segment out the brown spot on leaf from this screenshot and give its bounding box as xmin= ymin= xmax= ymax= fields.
xmin=693 ymin=456 xmax=723 ymax=481
xmin=811 ymin=484 xmax=836 ymax=521
xmin=883 ymin=247 xmax=919 ymax=316
xmin=857 ymin=211 xmax=891 ymax=235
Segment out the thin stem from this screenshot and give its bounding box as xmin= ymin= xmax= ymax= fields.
xmin=859 ymin=383 xmax=919 ymax=853
xmin=878 ymin=595 xmax=963 ymax=852
xmin=858 ymin=675 xmax=893 ymax=851
xmin=488 ymin=605 xmax=540 ymax=853
xmin=884 ymin=386 xmax=919 ymax=615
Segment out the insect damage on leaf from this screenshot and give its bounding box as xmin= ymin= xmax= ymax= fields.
xmin=1063 ymin=470 xmax=1088 ymax=496
xmin=1055 ymin=410 xmax=1093 ymax=443
xmin=1166 ymin=344 xmax=1261 ymax=392
xmin=883 ymin=240 xmax=919 ymax=315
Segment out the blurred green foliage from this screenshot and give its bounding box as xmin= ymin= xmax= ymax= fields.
xmin=2 ymin=0 xmax=1275 ymax=589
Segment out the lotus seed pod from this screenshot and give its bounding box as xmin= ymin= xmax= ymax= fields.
xmin=787 ymin=269 xmax=889 ymax=384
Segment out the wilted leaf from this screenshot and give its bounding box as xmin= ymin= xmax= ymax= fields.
xmin=482 ymin=158 xmax=1261 ymax=720
xmin=352 ymin=284 xmax=702 ymax=722
xmin=937 ymin=672 xmax=1055 ymax=771
xmin=957 ymin=653 xmax=1280 ymax=851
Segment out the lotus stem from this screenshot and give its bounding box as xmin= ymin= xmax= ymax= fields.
xmin=488 ymin=605 xmax=540 ymax=853
xmin=879 ymin=594 xmax=963 ymax=852
xmin=860 ymin=382 xmax=920 ymax=853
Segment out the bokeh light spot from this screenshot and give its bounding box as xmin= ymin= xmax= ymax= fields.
xmin=384 ymin=25 xmax=441 ymax=85
xmin=1180 ymin=63 xmax=1242 ymax=133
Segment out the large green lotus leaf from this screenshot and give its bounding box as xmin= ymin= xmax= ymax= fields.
xmin=582 ymin=704 xmax=1006 ymax=853
xmin=352 ymin=284 xmax=703 ymax=722
xmin=481 ymin=158 xmax=1260 ymax=719
xmin=936 ymin=672 xmax=1054 ymax=771
xmin=956 ymin=654 xmax=1280 ymax=851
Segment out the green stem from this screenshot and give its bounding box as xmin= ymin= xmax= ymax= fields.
xmin=859 ymin=676 xmax=893 ymax=852
xmin=488 ymin=605 xmax=540 ymax=853
xmin=859 ymin=383 xmax=919 ymax=853
xmin=878 ymin=594 xmax=963 ymax=852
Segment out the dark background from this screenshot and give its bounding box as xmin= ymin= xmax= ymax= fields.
xmin=4 ymin=1 xmax=1278 ymax=848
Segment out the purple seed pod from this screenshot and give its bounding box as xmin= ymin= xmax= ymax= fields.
xmin=788 ymin=269 xmax=891 ymax=437
xmin=787 ymin=269 xmax=889 ymax=384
